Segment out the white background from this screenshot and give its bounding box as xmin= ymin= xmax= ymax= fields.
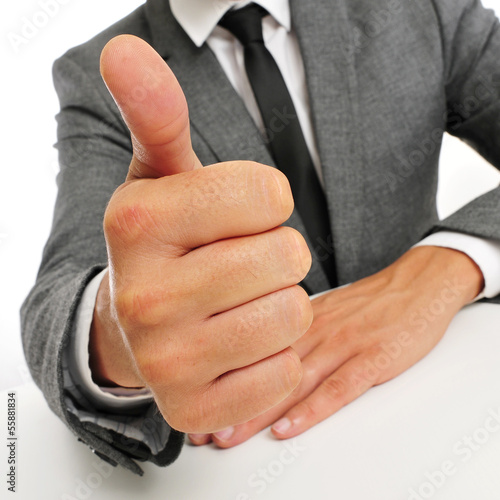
xmin=1 ymin=0 xmax=500 ymax=390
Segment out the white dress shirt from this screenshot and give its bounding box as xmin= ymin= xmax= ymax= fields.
xmin=69 ymin=0 xmax=500 ymax=406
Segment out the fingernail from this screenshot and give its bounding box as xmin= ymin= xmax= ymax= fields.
xmin=272 ymin=417 xmax=292 ymax=435
xmin=188 ymin=433 xmax=208 ymax=443
xmin=214 ymin=427 xmax=234 ymax=441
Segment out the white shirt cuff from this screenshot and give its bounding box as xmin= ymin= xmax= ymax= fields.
xmin=414 ymin=231 xmax=500 ymax=301
xmin=69 ymin=268 xmax=153 ymax=411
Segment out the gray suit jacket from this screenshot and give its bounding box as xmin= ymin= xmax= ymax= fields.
xmin=21 ymin=0 xmax=500 ymax=475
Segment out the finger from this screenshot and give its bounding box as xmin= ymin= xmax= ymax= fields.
xmin=210 ymin=395 xmax=293 ymax=448
xmin=111 ymin=227 xmax=311 ymax=331
xmin=208 ymin=347 xmax=303 ymax=433
xmin=181 ymin=227 xmax=311 ymax=317
xmin=197 ymin=286 xmax=312 ymax=378
xmin=219 ymin=337 xmax=402 ymax=446
xmin=100 ymin=34 xmax=202 ymax=179
xmin=270 ymin=353 xmax=377 ymax=438
xmin=103 ymin=161 xmax=294 ymax=253
xmin=159 ymin=347 xmax=303 ymax=433
xmin=120 ymin=287 xmax=312 ymax=389
xmin=293 ymin=336 xmax=354 ymax=379
xmin=208 ymin=343 xmax=341 ymax=448
xmin=290 ymin=292 xmax=345 ymax=360
xmin=208 ymin=344 xmax=335 ymax=447
xmin=188 ymin=434 xmax=212 ymax=446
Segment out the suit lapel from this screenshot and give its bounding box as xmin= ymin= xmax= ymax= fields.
xmin=145 ymin=0 xmax=330 ymax=292
xmin=291 ymin=0 xmax=366 ymax=284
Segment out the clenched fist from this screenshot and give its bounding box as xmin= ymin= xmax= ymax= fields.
xmin=89 ymin=35 xmax=313 ymax=433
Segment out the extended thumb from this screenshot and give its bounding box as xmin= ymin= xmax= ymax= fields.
xmin=100 ymin=34 xmax=201 ymax=179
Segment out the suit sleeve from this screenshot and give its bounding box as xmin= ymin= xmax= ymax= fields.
xmin=20 ymin=52 xmax=184 ymax=475
xmin=430 ymin=0 xmax=500 ymax=242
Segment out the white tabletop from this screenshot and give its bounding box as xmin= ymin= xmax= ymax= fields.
xmin=2 ymin=302 xmax=500 ymax=500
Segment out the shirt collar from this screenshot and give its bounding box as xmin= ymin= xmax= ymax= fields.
xmin=169 ymin=0 xmax=291 ymax=47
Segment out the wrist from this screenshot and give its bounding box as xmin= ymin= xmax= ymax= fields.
xmin=398 ymin=246 xmax=484 ymax=306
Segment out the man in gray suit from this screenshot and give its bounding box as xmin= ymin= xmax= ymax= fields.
xmin=22 ymin=0 xmax=500 ymax=475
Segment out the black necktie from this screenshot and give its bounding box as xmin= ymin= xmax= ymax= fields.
xmin=219 ymin=3 xmax=337 ymax=288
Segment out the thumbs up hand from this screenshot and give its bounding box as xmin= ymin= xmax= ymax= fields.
xmin=89 ymin=35 xmax=312 ymax=433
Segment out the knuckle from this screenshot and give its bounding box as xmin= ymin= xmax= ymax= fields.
xmin=302 ymin=363 xmax=319 ymax=381
xmin=231 ymin=288 xmax=311 ymax=355
xmin=137 ymin=344 xmax=186 ymax=388
xmin=269 ymin=286 xmax=313 ymax=340
xmin=278 ymin=348 xmax=303 ymax=390
xmin=234 ymin=304 xmax=266 ymax=342
xmin=243 ymin=163 xmax=293 ymax=226
xmin=334 ymin=323 xmax=361 ymax=347
xmin=289 ymin=285 xmax=314 ymax=333
xmin=261 ymin=166 xmax=294 ymax=222
xmin=103 ymin=187 xmax=157 ymax=244
xmin=278 ymin=227 xmax=312 ymax=283
xmin=114 ymin=286 xmax=166 ymax=330
xmin=143 ymin=361 xmax=179 ymax=389
xmin=321 ymin=376 xmax=349 ymax=405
